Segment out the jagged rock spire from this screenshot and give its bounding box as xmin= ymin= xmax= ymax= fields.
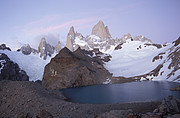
xmin=38 ymin=37 xmax=47 ymax=59
xmin=91 ymin=20 xmax=112 ymax=40
xmin=105 ymin=26 xmax=111 ymax=38
xmin=55 ymin=41 xmax=62 ymax=53
xmin=66 ymin=26 xmax=75 ymax=52
xmin=68 ymin=26 xmax=75 ymax=39
xmin=38 ymin=37 xmax=55 ymax=60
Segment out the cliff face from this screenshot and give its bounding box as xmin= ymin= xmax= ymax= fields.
xmin=66 ymin=26 xmax=75 ymax=52
xmin=42 ymin=47 xmax=111 ymax=89
xmin=91 ymin=20 xmax=112 ymax=40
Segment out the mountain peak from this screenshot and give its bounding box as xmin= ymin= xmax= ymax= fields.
xmin=66 ymin=26 xmax=76 ymax=52
xmin=68 ymin=26 xmax=75 ymax=39
xmin=98 ymin=20 xmax=104 ymax=25
xmin=91 ymin=20 xmax=111 ymax=40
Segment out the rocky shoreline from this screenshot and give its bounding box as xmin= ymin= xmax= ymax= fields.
xmin=1 ymin=80 xmax=180 ymax=118
xmin=0 ymin=80 xmax=159 ymax=118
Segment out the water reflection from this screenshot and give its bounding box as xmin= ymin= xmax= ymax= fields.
xmin=62 ymin=81 xmax=180 ymax=104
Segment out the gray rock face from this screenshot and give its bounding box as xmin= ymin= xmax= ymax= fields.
xmin=134 ymin=35 xmax=152 ymax=43
xmin=91 ymin=20 xmax=112 ymax=40
xmin=66 ymin=26 xmax=75 ymax=51
xmin=18 ymin=44 xmax=38 ymax=55
xmin=18 ymin=38 xmax=62 ymax=60
xmin=0 ymin=53 xmax=29 ymax=81
xmin=42 ymin=47 xmax=111 ymax=89
xmin=153 ymin=95 xmax=180 ymax=116
xmin=38 ymin=37 xmax=55 ymax=60
xmin=55 ymin=41 xmax=62 ymax=53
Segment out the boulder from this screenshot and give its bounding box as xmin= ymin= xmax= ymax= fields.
xmin=0 ymin=53 xmax=29 ymax=81
xmin=42 ymin=47 xmax=111 ymax=89
xmin=156 ymin=95 xmax=180 ymax=115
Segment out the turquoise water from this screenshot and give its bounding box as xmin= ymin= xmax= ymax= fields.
xmin=62 ymin=81 xmax=180 ymax=104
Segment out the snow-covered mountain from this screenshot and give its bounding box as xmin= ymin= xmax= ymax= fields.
xmin=0 ymin=20 xmax=179 ymax=83
xmin=0 ymin=49 xmax=52 ymax=81
xmin=65 ymin=20 xmax=180 ymax=83
xmin=18 ymin=37 xmax=62 ymax=60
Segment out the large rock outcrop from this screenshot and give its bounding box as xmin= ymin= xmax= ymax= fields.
xmin=55 ymin=41 xmax=62 ymax=53
xmin=18 ymin=44 xmax=38 ymax=55
xmin=0 ymin=53 xmax=29 ymax=81
xmin=91 ymin=20 xmax=112 ymax=40
xmin=133 ymin=35 xmax=152 ymax=43
xmin=66 ymin=26 xmax=75 ymax=51
xmin=38 ymin=37 xmax=55 ymax=60
xmin=18 ymin=38 xmax=62 ymax=60
xmin=0 ymin=44 xmax=11 ymax=51
xmin=42 ymin=47 xmax=111 ymax=89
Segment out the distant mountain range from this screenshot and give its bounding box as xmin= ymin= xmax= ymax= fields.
xmin=0 ymin=20 xmax=179 ymax=84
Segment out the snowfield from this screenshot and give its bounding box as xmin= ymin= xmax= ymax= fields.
xmin=0 ymin=50 xmax=52 ymax=81
xmin=0 ymin=38 xmax=179 ymax=83
xmin=104 ymin=39 xmax=179 ymax=82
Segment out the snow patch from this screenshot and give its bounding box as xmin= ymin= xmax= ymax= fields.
xmin=103 ymin=78 xmax=111 ymax=84
xmin=0 ymin=50 xmax=51 ymax=81
xmin=0 ymin=60 xmax=6 ymax=74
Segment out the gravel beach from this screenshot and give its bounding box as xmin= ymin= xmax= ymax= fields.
xmin=0 ymin=80 xmax=162 ymax=118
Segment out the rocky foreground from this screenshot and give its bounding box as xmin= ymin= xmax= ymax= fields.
xmin=1 ymin=80 xmax=180 ymax=118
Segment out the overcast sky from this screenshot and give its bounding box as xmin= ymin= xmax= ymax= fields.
xmin=0 ymin=0 xmax=180 ymax=50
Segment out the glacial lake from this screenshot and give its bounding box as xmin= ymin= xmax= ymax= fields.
xmin=62 ymin=81 xmax=180 ymax=104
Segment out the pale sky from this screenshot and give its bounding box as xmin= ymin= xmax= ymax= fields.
xmin=0 ymin=0 xmax=180 ymax=50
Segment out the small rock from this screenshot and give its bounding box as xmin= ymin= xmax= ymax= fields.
xmin=153 ymin=108 xmax=159 ymax=113
xmin=35 ymin=109 xmax=53 ymax=118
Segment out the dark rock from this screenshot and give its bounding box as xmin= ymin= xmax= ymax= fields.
xmin=15 ymin=112 xmax=32 ymax=118
xmin=144 ymin=43 xmax=162 ymax=49
xmin=18 ymin=44 xmax=38 ymax=55
xmin=0 ymin=53 xmax=29 ymax=81
xmin=115 ymin=43 xmax=123 ymax=50
xmin=35 ymin=80 xmax=42 ymax=85
xmin=35 ymin=109 xmax=53 ymax=118
xmin=97 ymin=109 xmax=134 ymax=118
xmin=152 ymin=52 xmax=165 ymax=62
xmin=0 ymin=44 xmax=11 ymax=51
xmin=173 ymin=37 xmax=180 ymax=46
xmin=156 ymin=96 xmax=180 ymax=115
xmin=170 ymin=85 xmax=180 ymax=91
xmin=149 ymin=64 xmax=163 ymax=77
xmin=38 ymin=37 xmax=55 ymax=60
xmin=167 ymin=114 xmax=180 ymax=118
xmin=42 ymin=47 xmax=111 ymax=89
xmin=141 ymin=113 xmax=161 ymax=118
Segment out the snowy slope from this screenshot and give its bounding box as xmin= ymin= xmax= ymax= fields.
xmin=0 ymin=50 xmax=52 ymax=81
xmin=104 ymin=39 xmax=180 ymax=82
xmin=105 ymin=39 xmax=168 ymax=76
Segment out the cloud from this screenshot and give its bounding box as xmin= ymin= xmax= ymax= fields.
xmin=22 ymin=17 xmax=98 ymax=36
xmin=12 ymin=16 xmax=99 ymax=49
